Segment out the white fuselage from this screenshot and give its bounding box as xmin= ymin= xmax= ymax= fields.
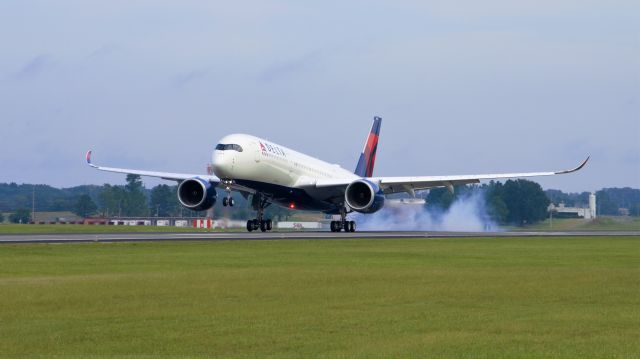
xmin=212 ymin=134 xmax=357 ymax=185
xmin=211 ymin=134 xmax=358 ymax=211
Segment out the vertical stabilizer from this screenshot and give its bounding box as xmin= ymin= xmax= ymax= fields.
xmin=354 ymin=116 xmax=382 ymax=177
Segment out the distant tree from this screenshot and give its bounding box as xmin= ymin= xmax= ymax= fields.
xmin=124 ymin=174 xmax=148 ymax=216
xmin=595 ymin=190 xmax=618 ymax=216
xmin=487 ymin=195 xmax=509 ymax=224
xmin=426 ymin=187 xmax=456 ymax=211
xmin=149 ymin=184 xmax=178 ymax=217
xmin=98 ymin=184 xmax=127 ymax=217
xmin=545 ymin=189 xmax=566 ymax=206
xmin=50 ymin=199 xmax=69 ymax=211
xmin=502 ymin=179 xmax=550 ymax=225
xmin=609 ymin=188 xmax=640 ymax=209
xmin=480 ymin=181 xmax=508 ymax=224
xmin=0 ymin=182 xmax=103 ymax=212
xmin=9 ymin=208 xmax=31 ymax=224
xmin=74 ymin=194 xmax=98 ymax=218
xmin=593 ymin=188 xmax=640 ymax=216
xmin=545 ymin=189 xmax=591 ymax=207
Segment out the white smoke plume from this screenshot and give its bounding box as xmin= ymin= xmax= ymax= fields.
xmin=351 ymin=191 xmax=498 ymax=232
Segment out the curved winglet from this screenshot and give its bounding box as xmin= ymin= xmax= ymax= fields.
xmin=85 ymin=150 xmax=97 ymax=168
xmin=555 ymin=156 xmax=590 ymax=175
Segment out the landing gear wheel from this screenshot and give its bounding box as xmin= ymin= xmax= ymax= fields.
xmin=246 ymin=220 xmax=253 ymax=232
xmin=248 ymin=194 xmax=273 ymax=233
xmin=223 ymin=197 xmax=229 ymax=207
xmin=229 ymin=197 xmax=235 ymax=207
xmin=330 ymin=221 xmax=336 ymax=232
xmin=349 ymin=221 xmax=356 ymax=233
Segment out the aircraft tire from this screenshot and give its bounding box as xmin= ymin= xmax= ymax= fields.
xmin=246 ymin=220 xmax=253 ymax=232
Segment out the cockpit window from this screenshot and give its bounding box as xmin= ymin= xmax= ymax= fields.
xmin=215 ymin=144 xmax=243 ymax=152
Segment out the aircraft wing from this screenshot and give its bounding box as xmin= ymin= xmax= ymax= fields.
xmin=316 ymin=157 xmax=589 ymax=195
xmin=85 ymin=150 xmax=221 ymax=183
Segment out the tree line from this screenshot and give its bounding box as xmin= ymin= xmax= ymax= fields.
xmin=425 ymin=181 xmax=640 ymax=224
xmin=0 ymin=175 xmax=294 ymax=222
xmin=425 ymin=179 xmax=551 ymax=225
xmin=0 ymin=175 xmax=189 ymax=221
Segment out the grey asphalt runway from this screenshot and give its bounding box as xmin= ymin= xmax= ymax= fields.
xmin=0 ymin=231 xmax=638 ymax=244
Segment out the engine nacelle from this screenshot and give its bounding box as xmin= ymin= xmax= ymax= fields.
xmin=345 ymin=179 xmax=385 ymax=214
xmin=177 ymin=178 xmax=217 ymax=211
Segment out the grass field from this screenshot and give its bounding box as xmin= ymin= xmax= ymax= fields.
xmin=515 ymin=216 xmax=640 ymax=232
xmin=1 ymin=237 xmax=638 ymax=358
xmin=0 ymin=224 xmax=231 ymax=234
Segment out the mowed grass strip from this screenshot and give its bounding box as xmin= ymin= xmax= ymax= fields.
xmin=518 ymin=216 xmax=640 ymax=232
xmin=0 ymin=237 xmax=638 ymax=359
xmin=0 ymin=224 xmax=225 ymax=234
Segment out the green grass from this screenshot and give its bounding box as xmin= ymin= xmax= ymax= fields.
xmin=519 ymin=216 xmax=640 ymax=231
xmin=0 ymin=224 xmax=234 ymax=234
xmin=1 ymin=237 xmax=638 ymax=358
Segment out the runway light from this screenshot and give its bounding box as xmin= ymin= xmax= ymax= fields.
xmin=289 ymin=203 xmax=296 ymax=209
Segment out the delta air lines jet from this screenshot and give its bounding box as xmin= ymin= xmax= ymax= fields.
xmin=86 ymin=117 xmax=588 ymax=232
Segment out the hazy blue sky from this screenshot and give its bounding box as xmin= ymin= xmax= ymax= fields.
xmin=1 ymin=0 xmax=638 ymax=192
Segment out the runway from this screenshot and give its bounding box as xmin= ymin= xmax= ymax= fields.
xmin=0 ymin=231 xmax=638 ymax=244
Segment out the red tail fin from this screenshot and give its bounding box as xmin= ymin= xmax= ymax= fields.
xmin=354 ymin=117 xmax=382 ymax=177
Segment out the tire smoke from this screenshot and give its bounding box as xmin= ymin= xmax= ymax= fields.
xmin=351 ymin=191 xmax=498 ymax=232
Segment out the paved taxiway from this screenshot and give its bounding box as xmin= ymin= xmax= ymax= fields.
xmin=0 ymin=231 xmax=638 ymax=244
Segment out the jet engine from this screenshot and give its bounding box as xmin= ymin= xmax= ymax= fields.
xmin=177 ymin=178 xmax=217 ymax=211
xmin=345 ymin=179 xmax=385 ymax=214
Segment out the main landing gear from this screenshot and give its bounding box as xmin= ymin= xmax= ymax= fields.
xmin=330 ymin=207 xmax=356 ymax=232
xmin=246 ymin=194 xmax=273 ymax=232
xmin=246 ymin=218 xmax=273 ymax=232
xmin=330 ymin=220 xmax=356 ymax=232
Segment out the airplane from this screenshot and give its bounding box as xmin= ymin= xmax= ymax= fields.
xmin=86 ymin=117 xmax=589 ymax=232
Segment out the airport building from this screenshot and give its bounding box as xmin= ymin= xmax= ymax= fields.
xmin=548 ymin=193 xmax=597 ymax=219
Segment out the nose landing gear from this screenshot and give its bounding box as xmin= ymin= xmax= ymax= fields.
xmin=222 ymin=196 xmax=235 ymax=207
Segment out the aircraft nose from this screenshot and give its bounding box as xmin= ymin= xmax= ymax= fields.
xmin=211 ymin=151 xmax=232 ymax=177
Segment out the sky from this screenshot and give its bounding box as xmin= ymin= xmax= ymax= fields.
xmin=0 ymin=0 xmax=638 ymax=192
